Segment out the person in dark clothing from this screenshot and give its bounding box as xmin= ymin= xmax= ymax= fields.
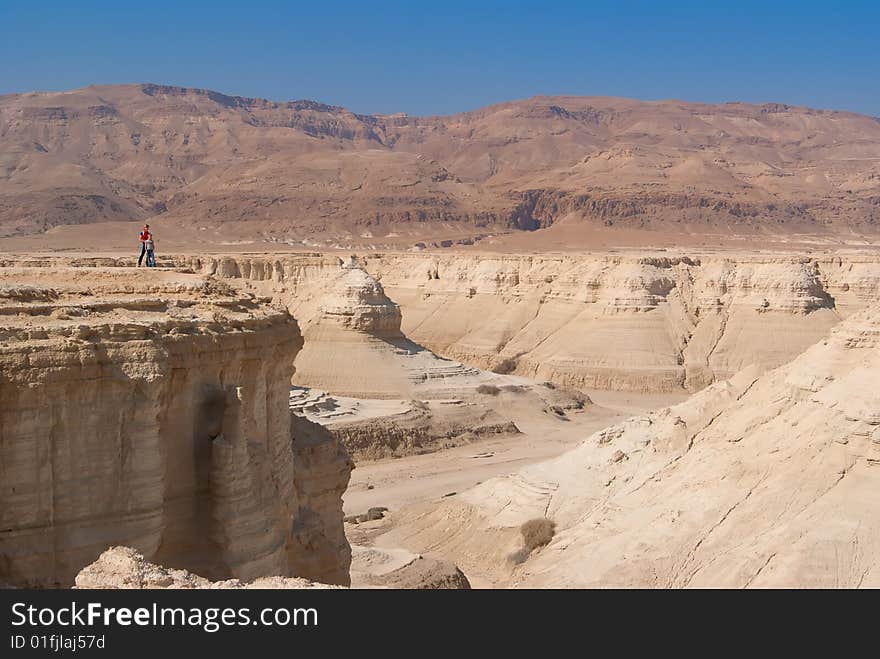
xmin=137 ymin=224 xmax=151 ymax=266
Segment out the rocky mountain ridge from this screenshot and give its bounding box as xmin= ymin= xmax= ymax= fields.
xmin=2 ymin=84 xmax=878 ymax=244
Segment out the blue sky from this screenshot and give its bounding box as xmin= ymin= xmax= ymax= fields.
xmin=2 ymin=1 xmax=878 ymax=116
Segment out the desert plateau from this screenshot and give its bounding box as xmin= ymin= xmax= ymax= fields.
xmin=1 ymin=70 xmax=879 ymax=591
xmin=2 ymin=241 xmax=879 ymax=589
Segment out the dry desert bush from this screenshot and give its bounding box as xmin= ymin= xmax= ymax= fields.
xmin=521 ymin=518 xmax=556 ymax=551
xmin=509 ymin=518 xmax=557 ymax=565
xmin=491 ymin=358 xmax=518 ymax=375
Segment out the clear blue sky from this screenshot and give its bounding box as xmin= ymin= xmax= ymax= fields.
xmin=2 ymin=0 xmax=878 ymax=116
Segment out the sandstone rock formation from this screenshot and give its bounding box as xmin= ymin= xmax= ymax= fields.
xmin=162 ymin=251 xmax=880 ymax=398
xmin=4 ymin=250 xmax=879 ymax=589
xmin=382 ymin=307 xmax=880 ymax=587
xmin=0 ymin=264 xmax=351 ymax=587
xmin=288 ymin=414 xmax=354 ymax=582
xmin=280 ymin=263 xmax=587 ymax=459
xmin=77 ymin=543 xmax=469 ymax=589
xmin=2 ymin=84 xmax=879 ymax=247
xmin=349 ymin=545 xmax=470 ymax=589
xmin=290 ymin=262 xmax=537 ymax=399
xmin=46 ymin=251 xmax=880 ymax=397
xmin=292 ymin=263 xmax=415 ymax=398
xmin=291 ymin=388 xmax=524 ymax=461
xmin=361 ymin=251 xmax=880 ymax=392
xmin=75 ymin=546 xmax=339 ymax=589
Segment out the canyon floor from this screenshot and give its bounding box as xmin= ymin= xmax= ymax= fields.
xmin=2 ymin=245 xmax=878 ymax=588
xmin=342 ymin=389 xmax=687 ymax=521
xmin=341 ymin=388 xmax=687 ymax=588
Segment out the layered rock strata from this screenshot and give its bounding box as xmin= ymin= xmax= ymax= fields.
xmin=360 ymin=252 xmax=880 ymax=392
xmin=384 ymin=306 xmax=880 ymax=587
xmin=0 ymin=266 xmax=351 ymax=586
xmin=161 ymin=251 xmax=880 ymax=393
xmin=7 ymin=251 xmax=880 ymax=394
xmin=3 ymin=86 xmax=880 ymax=242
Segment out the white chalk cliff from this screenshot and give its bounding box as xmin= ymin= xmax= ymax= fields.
xmin=386 ymin=305 xmax=880 ymax=587
xmin=0 ymin=265 xmax=351 ymax=586
xmin=170 ymin=251 xmax=880 ymax=393
xmin=362 ymin=252 xmax=880 ymax=391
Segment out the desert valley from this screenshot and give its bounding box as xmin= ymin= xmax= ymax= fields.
xmin=1 ymin=85 xmax=879 ymax=590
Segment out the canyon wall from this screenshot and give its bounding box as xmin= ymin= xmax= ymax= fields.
xmin=0 ymin=265 xmax=351 ymax=586
xmin=384 ymin=305 xmax=880 ymax=587
xmin=177 ymin=251 xmax=880 ymax=393
xmin=360 ymin=252 xmax=880 ymax=391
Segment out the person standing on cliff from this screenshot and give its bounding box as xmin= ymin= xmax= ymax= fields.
xmin=137 ymin=224 xmax=152 ymax=267
xmin=144 ymin=235 xmax=156 ymax=267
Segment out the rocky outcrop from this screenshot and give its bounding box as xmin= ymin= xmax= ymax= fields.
xmin=75 ymin=546 xmax=339 ymax=589
xmin=360 ymin=252 xmax=880 ymax=392
xmin=167 ymin=251 xmax=880 ymax=396
xmin=383 ymin=306 xmax=880 ymax=587
xmin=79 ymin=251 xmax=880 ymax=395
xmin=149 ymin=251 xmax=880 ymax=394
xmin=325 ymin=403 xmax=520 ymax=461
xmin=292 ymin=264 xmax=415 ymax=398
xmin=318 ymin=260 xmax=403 ymax=335
xmin=288 ymin=414 xmax=354 ymax=583
xmin=0 ymin=265 xmax=352 ymax=587
xmin=349 ymin=546 xmax=471 ymax=589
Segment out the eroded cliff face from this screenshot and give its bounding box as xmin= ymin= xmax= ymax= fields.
xmin=176 ymin=251 xmax=880 ymax=393
xmin=26 ymin=250 xmax=870 ymax=391
xmin=383 ymin=306 xmax=880 ymax=587
xmin=358 ymin=252 xmax=880 ymax=391
xmin=0 ymin=265 xmax=351 ymax=587
xmin=292 ymin=263 xmax=415 ymax=398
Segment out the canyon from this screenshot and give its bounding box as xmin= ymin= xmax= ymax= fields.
xmin=171 ymin=250 xmax=880 ymax=393
xmin=3 ymin=0 xmax=879 ymax=598
xmin=380 ymin=305 xmax=880 ymax=587
xmin=1 ymin=247 xmax=879 ymax=588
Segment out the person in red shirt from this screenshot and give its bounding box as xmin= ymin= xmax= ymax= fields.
xmin=137 ymin=224 xmax=151 ymax=266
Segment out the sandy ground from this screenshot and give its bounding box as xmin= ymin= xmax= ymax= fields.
xmin=2 ymin=222 xmax=880 ymax=255
xmin=343 ymin=389 xmax=689 ymax=588
xmin=343 ymin=390 xmax=688 ymax=517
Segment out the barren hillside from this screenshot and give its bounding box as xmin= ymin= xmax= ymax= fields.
xmin=2 ymin=84 xmax=879 ymax=246
xmin=381 ymin=306 xmax=880 ymax=587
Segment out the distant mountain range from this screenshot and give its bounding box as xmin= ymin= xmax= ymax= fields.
xmin=2 ymin=83 xmax=879 ymax=242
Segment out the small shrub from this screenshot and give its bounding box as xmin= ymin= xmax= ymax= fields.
xmin=520 ymin=518 xmax=556 ymax=552
xmin=476 ymin=384 xmax=500 ymax=396
xmin=491 ymin=357 xmax=518 ymax=375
